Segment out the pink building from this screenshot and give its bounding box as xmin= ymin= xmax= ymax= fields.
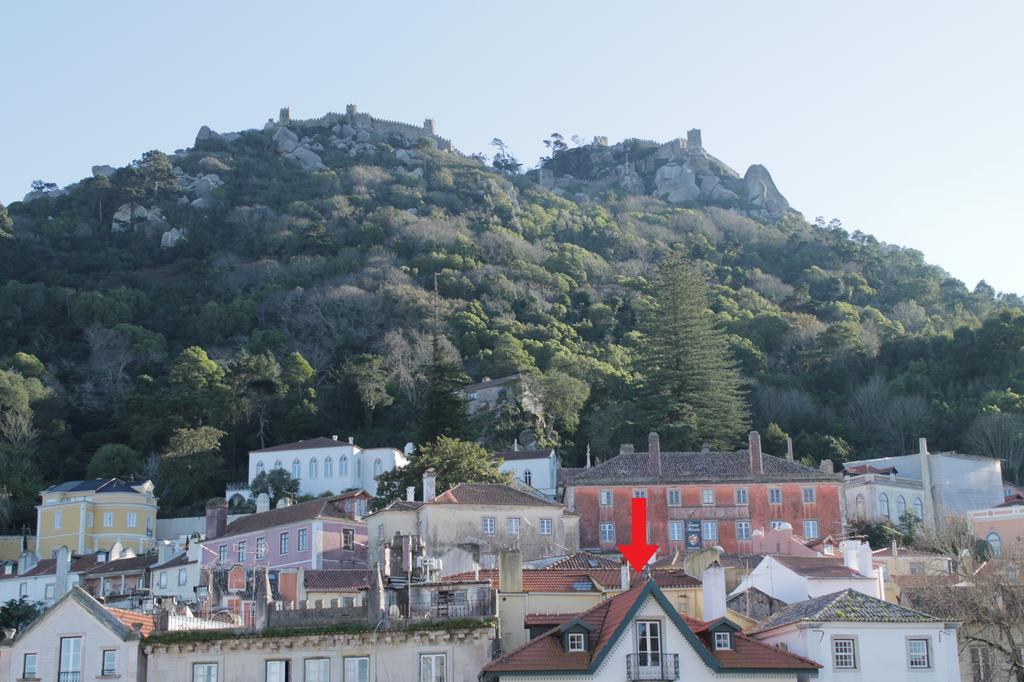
xmin=201 ymin=492 xmax=370 ymax=571
xmin=970 ymin=496 xmax=1024 ymax=558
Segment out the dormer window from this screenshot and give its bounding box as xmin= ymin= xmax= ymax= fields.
xmin=714 ymin=632 xmax=732 ymax=650
xmin=568 ymin=633 xmax=586 ymax=652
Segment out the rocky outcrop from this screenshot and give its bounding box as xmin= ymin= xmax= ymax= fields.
xmin=269 ymin=126 xmax=326 ymax=171
xmin=160 ymin=227 xmax=186 ymax=248
xmin=654 ymin=162 xmax=700 ymax=203
xmin=111 ymin=203 xmax=169 ymax=234
xmin=91 ymin=165 xmax=116 ymax=178
xmin=742 ymin=164 xmax=789 ymax=218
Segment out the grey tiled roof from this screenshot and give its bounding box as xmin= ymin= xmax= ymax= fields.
xmin=566 ymin=451 xmax=837 ymax=485
xmin=754 ymin=589 xmax=939 ymax=632
xmin=43 ymin=478 xmax=141 ymax=494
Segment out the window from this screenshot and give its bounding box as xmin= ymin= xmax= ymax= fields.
xmin=508 ymin=517 xmax=521 ymax=535
xmin=237 ymin=540 xmax=247 ymax=563
xmin=701 ymin=488 xmax=715 ymax=505
xmin=19 ymin=582 xmax=27 ymax=597
xmin=970 ymin=646 xmax=991 ymax=681
xmin=600 ymin=490 xmax=613 ymax=506
xmin=803 ymin=519 xmax=820 ymax=539
xmin=344 ymin=657 xmax=369 ymax=682
xmin=127 ymin=511 xmax=137 ymax=528
xmin=356 ymin=499 xmax=367 ymax=516
xmin=568 ymin=632 xmax=586 ymax=652
xmin=633 ymin=489 xmax=648 ymax=499
xmin=832 ymin=638 xmax=857 ymax=669
xmin=702 ymin=520 xmax=718 ymax=541
xmin=305 ymin=658 xmax=330 ymax=682
xmin=914 ymin=497 xmax=924 ymax=519
xmin=769 ymin=488 xmax=782 ymax=504
xmin=102 ymin=649 xmax=117 ymax=675
xmin=340 ymin=456 xmax=349 ymax=476
xmin=714 ymin=632 xmax=731 ymax=650
xmin=879 ymin=493 xmax=890 ymax=519
xmin=667 ymin=489 xmax=681 ymax=506
xmin=540 ymin=518 xmax=553 ymax=535
xmin=280 ymin=532 xmax=289 ymax=555
xmin=104 ymin=512 xmax=114 ymax=527
xmin=803 ymin=488 xmax=816 ymax=504
xmin=523 ymin=469 xmax=532 ymax=486
xmin=179 ymin=568 xmax=188 ymax=586
xmin=256 ymin=537 xmax=267 ymax=559
xmin=22 ymin=653 xmax=37 ymax=679
xmin=266 ymin=660 xmax=289 ymax=682
xmin=298 ymin=528 xmax=308 ymax=552
xmin=987 ymin=532 xmax=1002 ymax=557
xmin=896 ymin=495 xmax=907 ymax=518
xmin=908 ymin=638 xmax=931 ymax=669
xmin=324 ymin=457 xmax=333 ymax=478
xmin=88 ymin=512 xmax=94 ymax=528
xmin=734 ymin=488 xmax=749 ymax=505
xmin=669 ymin=521 xmax=684 ymax=541
xmin=600 ymin=523 xmax=615 ymax=543
xmin=274 ymin=459 xmax=282 ymax=470
xmin=60 ymin=637 xmax=82 ymax=675
xmin=193 ymin=663 xmax=218 ymax=682
xmin=482 ymin=516 xmax=495 ymax=534
xmin=54 ymin=511 xmax=62 ymax=529
xmin=338 ymin=528 xmax=352 ymax=550
xmin=45 ymin=584 xmax=55 ymax=599
xmin=736 ymin=520 xmax=751 ymax=541
xmin=770 ymin=520 xmax=787 ymax=530
xmin=374 ymin=458 xmax=383 ymax=478
xmin=310 ymin=458 xmax=318 ymax=479
xmin=357 ymin=459 xmax=362 ymax=478
xmin=377 ymin=525 xmax=384 ymax=543
xmin=154 ymin=571 xmax=166 ymax=588
xmin=219 ymin=544 xmax=228 ymax=563
xmin=419 ymin=653 xmax=446 ymax=682
xmin=292 ymin=459 xmax=301 ymax=479
xmin=147 ymin=515 xmax=153 ymax=536
xmin=257 ymin=461 xmax=265 ymax=474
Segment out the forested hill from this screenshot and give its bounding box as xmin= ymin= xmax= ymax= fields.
xmin=1 ymin=107 xmax=1023 ymax=523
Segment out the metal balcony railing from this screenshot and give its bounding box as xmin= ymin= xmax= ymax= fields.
xmin=58 ymin=672 xmax=81 ymax=682
xmin=626 ymin=653 xmax=679 ymax=681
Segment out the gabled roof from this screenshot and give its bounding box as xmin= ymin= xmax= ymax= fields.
xmin=0 ymin=554 xmax=102 ymax=581
xmin=482 ymin=579 xmax=820 ymax=678
xmin=494 ymin=449 xmax=554 ymax=462
xmin=216 ymin=491 xmax=368 ymax=539
xmin=442 ymin=569 xmax=622 ymax=593
xmin=303 ymin=569 xmax=367 ymax=592
xmin=566 ymin=451 xmax=836 ymax=485
xmin=153 ymin=552 xmax=193 ymax=569
xmin=42 ymin=478 xmax=144 ymax=495
xmin=432 ymin=483 xmax=561 ymax=507
xmin=543 ymin=552 xmax=621 ymax=571
xmin=252 ymin=436 xmax=349 ymax=453
xmin=86 ymin=554 xmax=159 ymax=576
xmin=772 ymin=555 xmax=869 ymax=578
xmin=754 ymin=588 xmax=941 ymax=632
xmin=10 ymin=587 xmax=144 ymax=643
xmin=463 ymin=374 xmax=523 ymax=392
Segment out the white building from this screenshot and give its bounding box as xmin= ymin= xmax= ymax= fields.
xmin=150 ymin=541 xmax=203 ymax=603
xmin=729 ymin=542 xmax=883 ymax=605
xmin=0 ymin=586 xmax=149 ymax=681
xmin=844 ymin=438 xmax=1004 ymax=528
xmin=233 ymin=436 xmax=409 ymax=501
xmin=752 ymin=588 xmax=960 ymax=681
xmin=0 ymin=547 xmax=92 ymax=607
xmin=493 ymin=447 xmax=559 ymax=498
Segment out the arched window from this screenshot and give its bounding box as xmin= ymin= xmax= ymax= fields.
xmin=523 ymin=469 xmax=533 ymax=487
xmin=257 ymin=461 xmax=265 ymax=474
xmin=896 ymin=495 xmax=907 ymax=519
xmin=987 ymin=532 xmax=1002 ymax=557
xmin=324 ymin=457 xmax=333 ymax=478
xmin=855 ymin=494 xmax=865 ymax=519
xmin=292 ymin=459 xmax=301 ymax=480
xmin=913 ymin=497 xmax=924 ymax=519
xmin=274 ymin=459 xmax=283 ymax=470
xmin=340 ymin=456 xmax=349 ymax=477
xmin=879 ymin=493 xmax=890 ymax=519
xmin=309 ymin=458 xmax=318 ymax=479
xmin=373 ymin=459 xmax=383 ymax=478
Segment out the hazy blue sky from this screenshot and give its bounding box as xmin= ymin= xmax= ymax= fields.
xmin=3 ymin=2 xmax=1022 ymax=292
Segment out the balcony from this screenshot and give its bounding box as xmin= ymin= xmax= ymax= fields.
xmin=58 ymin=673 xmax=81 ymax=682
xmin=626 ymin=654 xmax=679 ymax=681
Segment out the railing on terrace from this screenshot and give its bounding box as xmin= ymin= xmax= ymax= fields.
xmin=626 ymin=654 xmax=679 ymax=681
xmin=391 ymin=595 xmax=496 ymax=622
xmin=58 ymin=673 xmax=81 ymax=682
xmin=844 ymin=473 xmax=923 ymax=488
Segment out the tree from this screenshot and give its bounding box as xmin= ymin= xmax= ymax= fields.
xmin=490 ymin=138 xmax=522 ymax=175
xmin=29 ymin=180 xmax=58 ymax=193
xmin=414 ymin=324 xmax=470 ymax=445
xmin=344 ymin=354 xmax=393 ymax=428
xmin=537 ymin=370 xmax=590 ymax=435
xmin=635 ymin=256 xmax=749 ymax=449
xmin=169 ymin=347 xmax=233 ymax=428
xmin=87 ymin=444 xmax=142 ymax=479
xmin=543 ymin=132 xmax=568 ymax=158
xmin=0 ymin=597 xmax=43 ymax=638
xmin=157 ymin=426 xmax=226 ymax=514
xmin=966 ymin=412 xmax=1024 ymax=483
xmin=373 ymin=437 xmax=513 ymax=508
xmin=0 ymin=202 xmax=11 ymax=239
xmin=229 ymin=351 xmax=283 ymax=449
xmin=249 ymin=469 xmax=301 ymax=506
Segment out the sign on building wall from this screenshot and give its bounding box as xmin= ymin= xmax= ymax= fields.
xmin=685 ymin=520 xmax=702 ymax=549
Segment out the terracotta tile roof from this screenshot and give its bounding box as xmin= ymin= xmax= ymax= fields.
xmin=107 ymin=607 xmax=157 ymax=637
xmin=217 ymin=491 xmax=368 ymax=539
xmin=303 ymin=569 xmax=367 ymax=592
xmin=543 ymin=552 xmax=621 ymax=571
xmin=86 ymin=554 xmax=159 ymax=576
xmin=646 ymin=569 xmax=701 ymax=589
xmin=433 ymin=483 xmax=561 ymax=507
xmin=442 ymin=569 xmax=623 ymax=593
xmin=773 ymin=555 xmax=868 ymax=578
xmin=754 ymin=588 xmax=940 ymax=632
xmin=252 ymin=436 xmax=349 ymax=453
xmin=0 ymin=554 xmax=101 ymax=581
xmin=484 ymin=579 xmax=819 ymax=676
xmin=997 ymin=493 xmax=1024 ymax=508
xmin=154 ymin=552 xmax=193 ymax=569
xmin=524 ymin=612 xmax=582 ymax=626
xmin=566 ymin=451 xmax=836 ymax=486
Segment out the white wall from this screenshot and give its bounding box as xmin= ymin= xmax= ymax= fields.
xmin=249 ymin=445 xmax=407 ymax=497
xmin=0 ymin=572 xmax=82 ymax=607
xmin=729 ymin=557 xmax=880 ymax=604
xmin=500 ymin=453 xmax=558 ymax=498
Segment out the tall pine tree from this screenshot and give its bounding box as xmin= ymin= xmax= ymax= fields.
xmin=636 ymin=255 xmax=749 ymax=449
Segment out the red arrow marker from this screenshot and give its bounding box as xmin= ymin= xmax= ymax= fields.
xmin=618 ymin=497 xmax=659 ymax=572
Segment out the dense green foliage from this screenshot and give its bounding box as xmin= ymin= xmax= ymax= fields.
xmin=2 ymin=122 xmax=1023 ymax=525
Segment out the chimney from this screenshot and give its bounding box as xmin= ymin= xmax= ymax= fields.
xmin=254 ymin=566 xmax=272 ymax=630
xmin=423 ymin=469 xmax=437 ymax=503
xmin=205 ymin=498 xmax=228 ymax=540
xmin=919 ymin=436 xmax=935 ymax=527
xmin=840 ymin=540 xmax=861 ymax=573
xmin=701 ymin=561 xmax=727 ymax=621
xmin=406 ymin=486 xmax=416 ymax=502
xmin=585 ymin=444 xmax=592 ymax=469
xmin=620 ymin=443 xmax=635 ymax=455
xmin=1 ymin=627 xmax=15 ymax=640
xmin=786 ymin=437 xmax=794 ymax=462
xmin=819 ymin=459 xmax=833 ymax=474
xmin=157 ymin=541 xmax=174 ymax=565
xmin=276 ymin=498 xmax=293 ymax=509
xmin=891 ymin=540 xmax=899 ymax=558
xmin=701 ymin=442 xmax=711 ymax=455
xmin=332 ymin=435 xmax=338 ymax=441
xmin=18 ymin=550 xmax=37 ymax=576
xmin=620 ymin=558 xmax=630 ymax=591
xmin=404 ymin=442 xmax=415 ymax=456
xmin=857 ymin=542 xmax=874 ymax=578
xmin=54 ymin=546 xmax=70 ymax=599
xmin=348 ymin=436 xmax=355 ymax=445
xmin=499 ymin=548 xmax=523 ymax=593
xmin=749 ymin=431 xmax=763 ymax=475
xmin=256 ymin=492 xmax=271 ymax=514
xmin=648 ymin=432 xmax=662 ymax=477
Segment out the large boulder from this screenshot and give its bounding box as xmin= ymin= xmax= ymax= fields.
xmin=285 ymin=146 xmax=326 ymax=172
xmin=91 ymin=165 xmax=116 ymax=179
xmin=160 ymin=227 xmax=187 ymax=248
xmin=190 ymin=174 xmax=224 ymax=199
xmin=742 ymin=165 xmax=789 ymax=216
xmin=195 ymin=125 xmax=221 ymax=146
xmin=271 ymin=127 xmax=300 ymax=154
xmin=111 ymin=203 xmax=150 ymax=232
xmin=654 ymin=162 xmax=700 ymax=203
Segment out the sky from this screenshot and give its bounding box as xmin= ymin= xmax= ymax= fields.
xmin=3 ymin=1 xmax=1023 ymax=293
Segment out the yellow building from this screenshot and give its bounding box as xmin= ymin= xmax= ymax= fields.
xmin=36 ymin=479 xmax=158 ymax=558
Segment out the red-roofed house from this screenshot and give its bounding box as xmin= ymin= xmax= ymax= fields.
xmin=481 ymin=578 xmax=820 ymax=681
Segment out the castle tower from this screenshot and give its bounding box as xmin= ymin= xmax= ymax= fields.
xmin=346 ymin=104 xmax=358 ymax=118
xmin=592 ymin=136 xmax=609 ymax=146
xmin=423 ymin=118 xmax=436 ymax=135
xmin=278 ymin=107 xmax=290 ymax=125
xmin=687 ymin=128 xmax=703 ymax=151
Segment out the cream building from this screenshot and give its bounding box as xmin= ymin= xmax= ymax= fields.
xmin=36 ymin=479 xmax=158 ymax=557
